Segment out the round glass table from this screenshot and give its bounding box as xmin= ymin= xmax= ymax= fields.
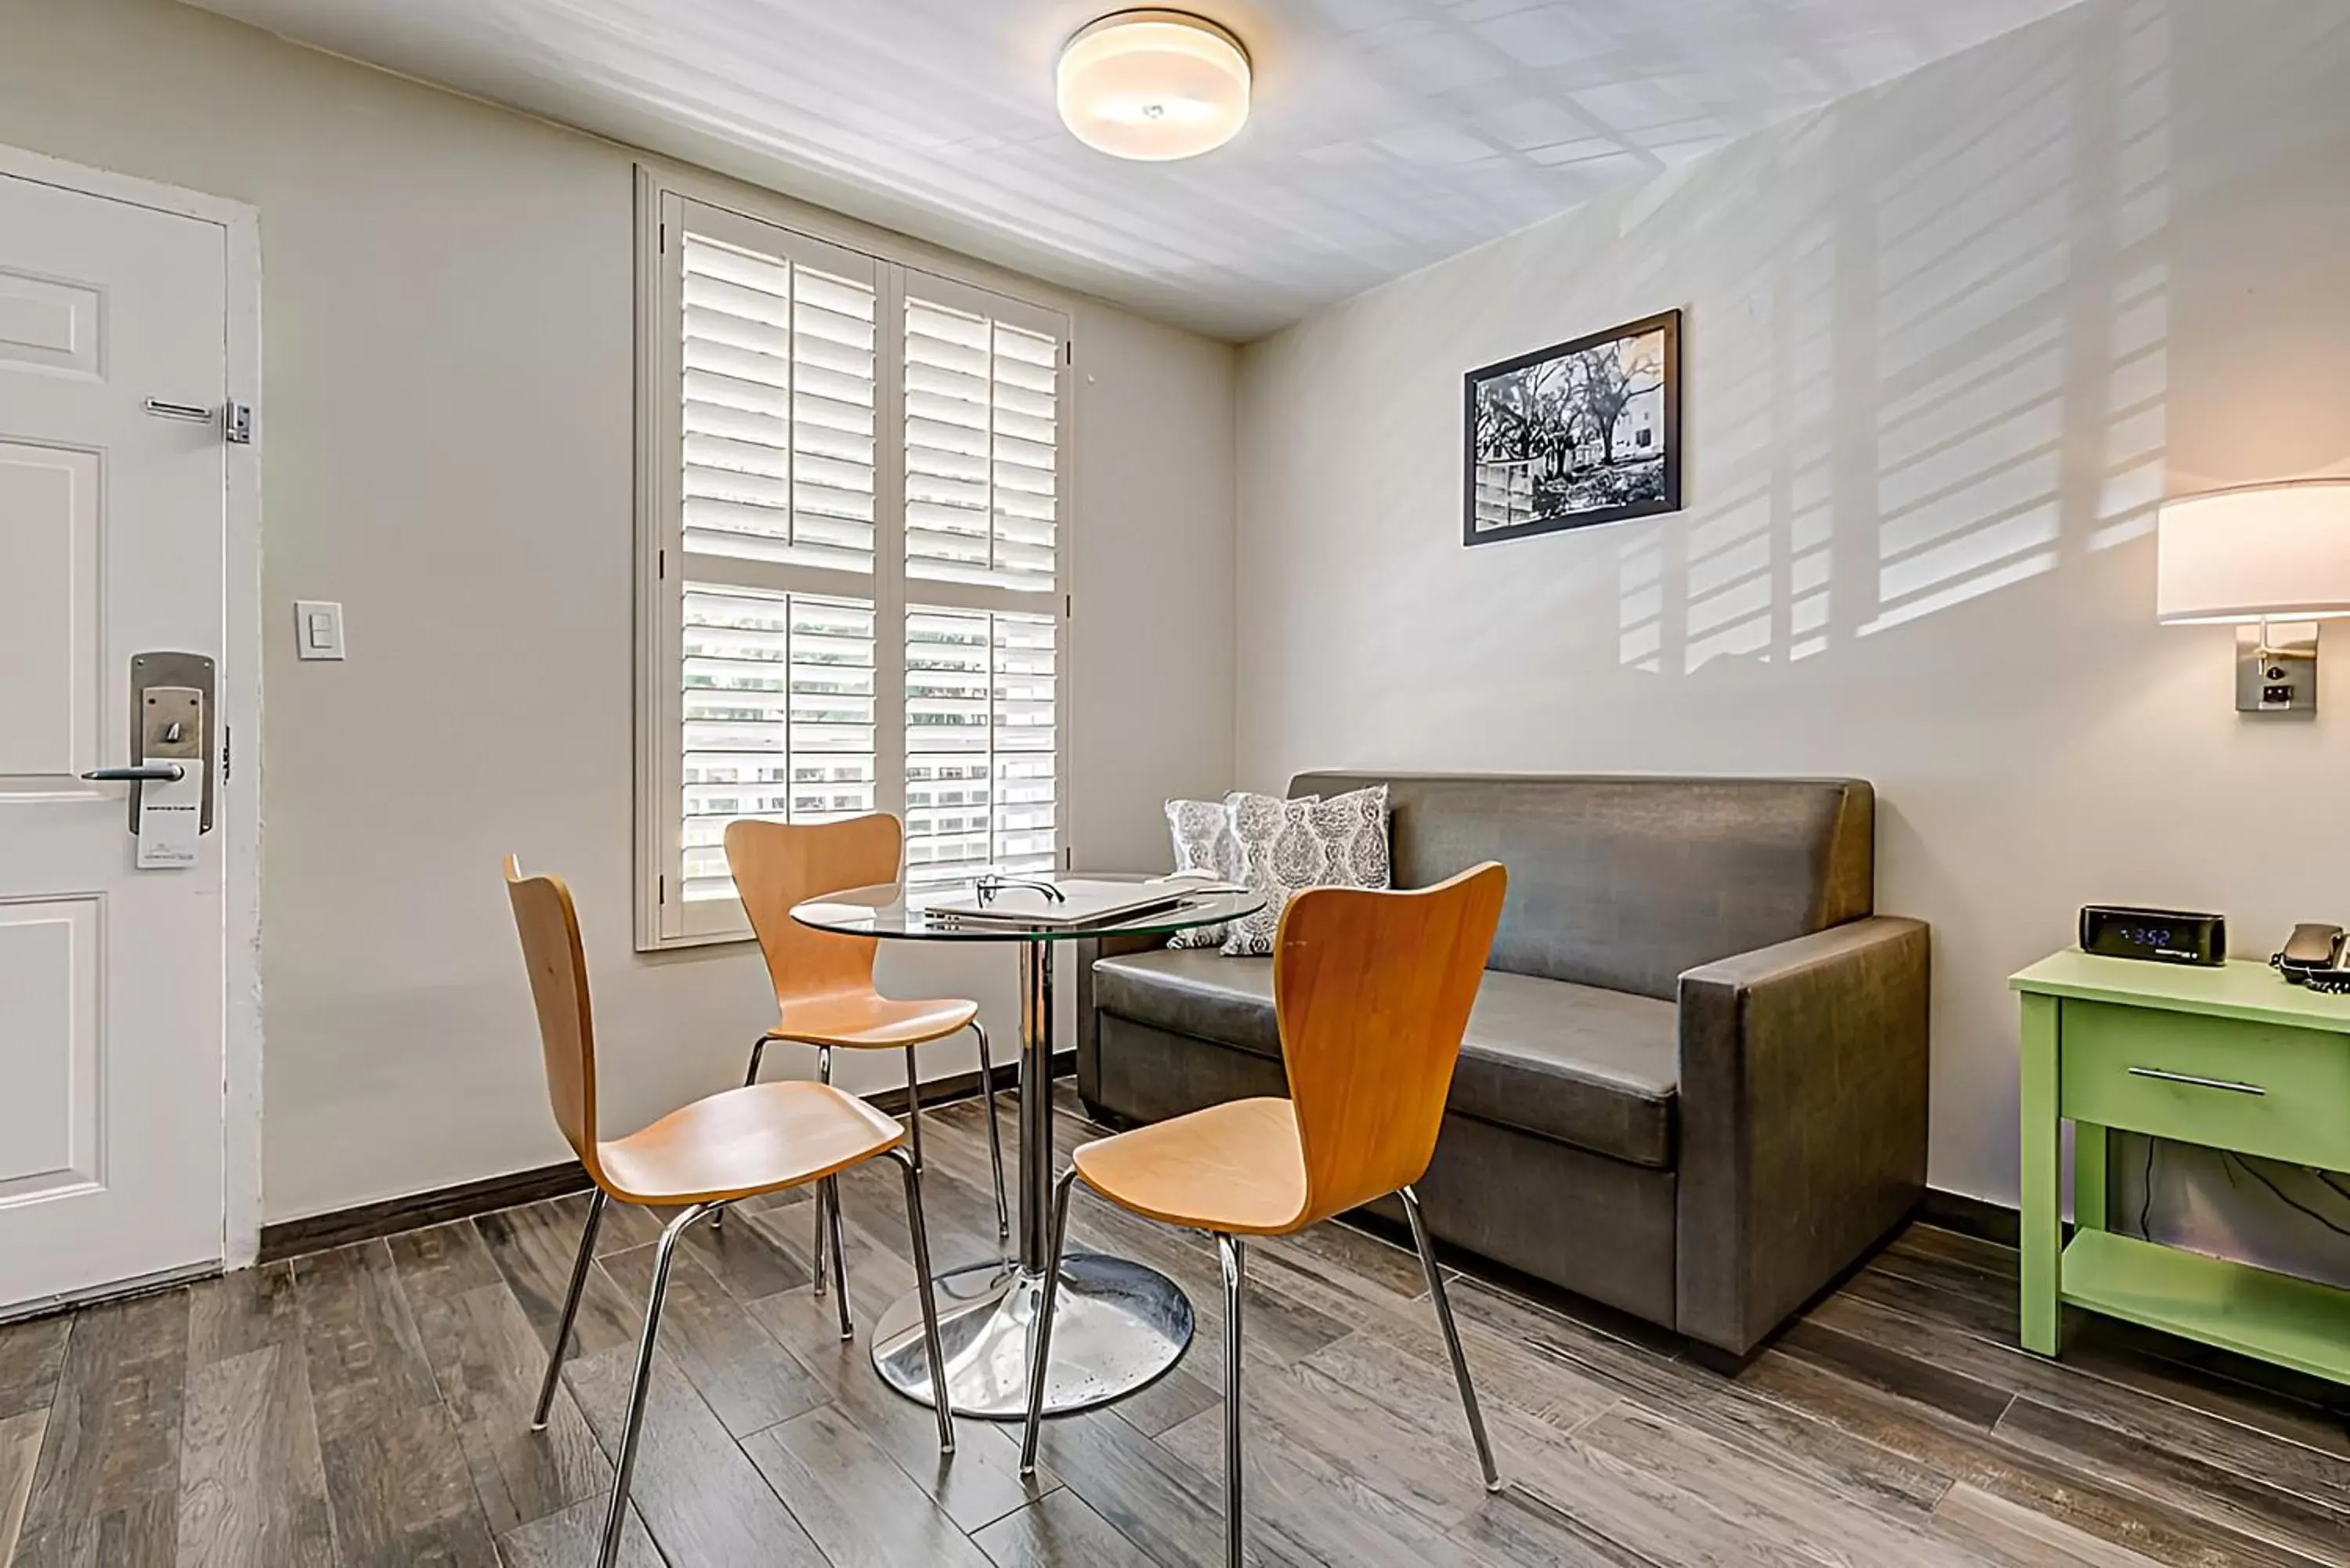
xmin=791 ymin=878 xmax=1264 ymax=1420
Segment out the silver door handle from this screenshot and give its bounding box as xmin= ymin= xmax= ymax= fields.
xmin=81 ymin=764 xmax=185 ymax=783
xmin=2126 ymin=1065 xmax=2265 ymax=1095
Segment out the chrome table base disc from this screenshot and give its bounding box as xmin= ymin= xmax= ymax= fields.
xmin=871 ymin=1252 xmax=1195 ymax=1419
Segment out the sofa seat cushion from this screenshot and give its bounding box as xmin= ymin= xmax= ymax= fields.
xmin=1091 ymin=949 xmax=1679 ymax=1169
xmin=1094 ymin=947 xmax=1285 ymax=1056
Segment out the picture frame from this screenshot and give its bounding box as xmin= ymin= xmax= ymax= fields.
xmin=1462 ymin=308 xmax=1681 ymax=546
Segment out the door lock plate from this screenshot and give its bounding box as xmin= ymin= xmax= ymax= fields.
xmin=125 ymin=653 xmax=215 ymax=836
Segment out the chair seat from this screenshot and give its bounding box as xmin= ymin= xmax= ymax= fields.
xmin=596 ymin=1080 xmax=904 ymax=1205
xmin=1072 ymin=1097 xmax=1309 ymax=1236
xmin=771 ymin=993 xmax=978 ymax=1050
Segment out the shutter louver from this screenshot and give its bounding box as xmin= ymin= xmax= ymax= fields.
xmin=680 ymin=586 xmax=877 ymax=901
xmin=905 ymin=298 xmax=1058 ymax=594
xmin=683 ymin=237 xmax=877 ymax=574
xmin=903 ymin=606 xmax=1058 ymax=889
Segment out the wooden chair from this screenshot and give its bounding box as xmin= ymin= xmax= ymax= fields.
xmin=1018 ymin=863 xmax=1509 ymax=1566
xmin=722 ymin=815 xmax=1007 ymax=1333
xmin=503 ymin=857 xmax=953 ymax=1568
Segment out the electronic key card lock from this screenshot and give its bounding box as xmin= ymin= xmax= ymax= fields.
xmin=80 ymin=652 xmax=215 ymax=869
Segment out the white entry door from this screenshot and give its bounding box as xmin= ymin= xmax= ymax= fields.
xmin=0 ymin=170 xmax=234 ymax=1312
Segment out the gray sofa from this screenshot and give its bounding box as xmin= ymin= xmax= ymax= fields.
xmin=1076 ymin=772 xmax=1931 ymax=1360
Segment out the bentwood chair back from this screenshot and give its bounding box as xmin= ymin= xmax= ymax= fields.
xmin=504 ymin=854 xmax=599 ymax=1173
xmin=1278 ymin=865 xmax=1507 ymax=1226
xmin=503 ymin=857 xmax=955 ymax=1568
xmin=721 ymin=815 xmax=1012 ymax=1327
xmin=727 ymin=811 xmax=898 ymax=1006
xmin=1018 ymin=862 xmax=1509 ymax=1568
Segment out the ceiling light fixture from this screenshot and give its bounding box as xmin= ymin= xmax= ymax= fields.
xmin=1057 ymin=9 xmax=1251 ymax=162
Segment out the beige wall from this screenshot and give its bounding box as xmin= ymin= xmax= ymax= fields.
xmin=0 ymin=0 xmax=1236 ymax=1221
xmin=1235 ymin=0 xmax=2350 ymax=1207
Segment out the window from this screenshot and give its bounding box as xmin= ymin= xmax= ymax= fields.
xmin=637 ymin=184 xmax=1070 ymax=947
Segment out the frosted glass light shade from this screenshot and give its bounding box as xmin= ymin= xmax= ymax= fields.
xmin=2156 ymin=479 xmax=2350 ymax=623
xmin=1058 ymin=10 xmax=1250 ymax=162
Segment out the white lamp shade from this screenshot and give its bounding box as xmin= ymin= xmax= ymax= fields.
xmin=1058 ymin=10 xmax=1250 ymax=162
xmin=2156 ymin=479 xmax=2350 ymax=623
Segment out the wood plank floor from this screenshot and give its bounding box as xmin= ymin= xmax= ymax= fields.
xmin=3 ymin=1086 xmax=2348 ymax=1566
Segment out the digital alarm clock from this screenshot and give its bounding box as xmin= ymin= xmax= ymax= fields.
xmin=2078 ymin=905 xmax=2226 ymax=966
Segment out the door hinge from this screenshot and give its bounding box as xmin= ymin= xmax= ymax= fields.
xmin=660 ymin=221 xmax=668 ymax=254
xmin=659 ymin=874 xmax=667 ymax=905
xmin=659 ymin=547 xmax=666 ymax=580
xmin=1065 ymin=340 xmax=1073 ymax=366
xmin=220 ymin=724 xmax=232 ymax=783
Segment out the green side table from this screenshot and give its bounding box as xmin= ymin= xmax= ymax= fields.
xmin=2012 ymin=950 xmax=2350 ymax=1386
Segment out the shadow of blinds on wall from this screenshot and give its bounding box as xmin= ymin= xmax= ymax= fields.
xmin=638 ymin=191 xmax=1070 ymax=948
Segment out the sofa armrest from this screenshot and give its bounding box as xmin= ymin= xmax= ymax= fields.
xmin=1675 ymin=916 xmax=1930 ymax=1357
xmin=1075 ymin=931 xmax=1171 ymax=1115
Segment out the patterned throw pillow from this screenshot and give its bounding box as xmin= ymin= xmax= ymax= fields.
xmin=1220 ymin=784 xmax=1391 ymax=957
xmin=1162 ymin=797 xmax=1244 ymax=948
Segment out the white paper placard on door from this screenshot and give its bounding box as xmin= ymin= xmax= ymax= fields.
xmin=136 ymin=761 xmax=202 ymax=869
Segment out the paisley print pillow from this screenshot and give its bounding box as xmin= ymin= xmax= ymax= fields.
xmin=1220 ymin=784 xmax=1391 ymax=956
xmin=1162 ymin=797 xmax=1243 ymax=948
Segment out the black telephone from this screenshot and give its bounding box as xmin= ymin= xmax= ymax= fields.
xmin=2273 ymin=923 xmax=2349 ymax=990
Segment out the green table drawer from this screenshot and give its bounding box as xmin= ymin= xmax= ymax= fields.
xmin=2059 ymin=999 xmax=2350 ymax=1165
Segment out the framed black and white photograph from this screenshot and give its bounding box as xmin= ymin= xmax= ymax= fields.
xmin=1463 ymin=309 xmax=1681 ymax=545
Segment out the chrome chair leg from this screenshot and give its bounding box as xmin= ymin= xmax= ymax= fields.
xmin=1018 ymin=1166 xmax=1080 ymax=1476
xmin=530 ymin=1187 xmax=607 ymax=1431
xmin=812 ymin=1044 xmax=833 ymax=1295
xmin=972 ymin=1021 xmax=1010 ymax=1241
xmin=1401 ymin=1184 xmax=1502 ymax=1491
xmin=714 ymin=1034 xmax=776 ymax=1232
xmin=598 ymin=1200 xmax=712 ymax=1568
xmin=904 ymin=1044 xmax=926 ymax=1170
xmin=1219 ymin=1233 xmax=1247 ymax=1568
xmin=808 ymin=1180 xmax=828 ymax=1291
xmin=825 ymin=1172 xmax=853 ymax=1339
xmin=884 ymin=1145 xmax=956 ymax=1454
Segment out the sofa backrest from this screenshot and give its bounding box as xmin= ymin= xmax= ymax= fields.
xmin=1288 ymin=773 xmax=1874 ymax=1002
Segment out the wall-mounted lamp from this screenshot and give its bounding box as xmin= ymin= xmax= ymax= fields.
xmin=2157 ymin=479 xmax=2350 ymax=713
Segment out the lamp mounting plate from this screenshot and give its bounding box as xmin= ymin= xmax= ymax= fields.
xmin=2237 ymin=620 xmax=2317 ymax=713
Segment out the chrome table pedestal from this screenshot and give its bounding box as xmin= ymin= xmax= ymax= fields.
xmin=870 ymin=1252 xmax=1194 ymax=1418
xmin=869 ymin=937 xmax=1197 ymax=1418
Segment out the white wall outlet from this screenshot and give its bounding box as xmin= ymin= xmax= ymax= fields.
xmin=294 ymin=600 xmax=345 ymax=660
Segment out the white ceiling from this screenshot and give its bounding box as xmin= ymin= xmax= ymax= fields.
xmin=183 ymin=0 xmax=2081 ymax=339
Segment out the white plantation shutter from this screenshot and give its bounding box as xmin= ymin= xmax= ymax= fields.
xmin=897 ymin=272 xmax=1067 ymax=896
xmin=638 ymin=187 xmax=1070 ymax=946
xmin=682 ymin=237 xmax=877 ymax=573
xmin=679 ymin=587 xmax=877 ymax=901
xmin=903 ymin=608 xmax=1058 ymax=889
xmin=904 ymin=291 xmax=1060 ymax=595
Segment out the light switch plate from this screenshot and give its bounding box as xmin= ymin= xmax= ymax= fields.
xmin=295 ymin=600 xmax=345 ymax=660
